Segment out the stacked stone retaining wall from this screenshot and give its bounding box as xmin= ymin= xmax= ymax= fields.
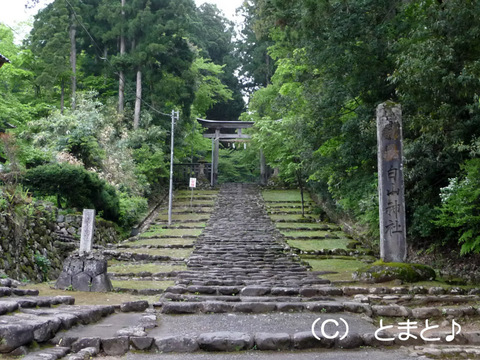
xmin=0 ymin=202 xmax=120 ymax=282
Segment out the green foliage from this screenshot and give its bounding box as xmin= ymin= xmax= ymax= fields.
xmin=34 ymin=252 xmax=51 ymax=281
xmin=435 ymin=159 xmax=480 ymax=255
xmin=240 ymin=0 xmax=480 ymax=255
xmin=218 ymin=148 xmax=259 ymax=184
xmin=118 ymin=192 xmax=148 ymax=228
xmin=23 ymin=163 xmax=120 ymax=222
xmin=0 ymin=25 xmax=45 ymax=126
xmin=191 ymin=57 xmax=233 ymax=116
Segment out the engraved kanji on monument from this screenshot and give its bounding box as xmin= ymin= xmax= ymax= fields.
xmin=79 ymin=209 xmax=95 ymax=255
xmin=377 ymin=102 xmax=406 ymax=262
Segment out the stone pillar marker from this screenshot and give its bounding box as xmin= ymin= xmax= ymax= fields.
xmin=377 ymin=102 xmax=407 ymax=263
xmin=55 ymin=208 xmax=113 ymax=292
xmin=79 ymin=209 xmax=95 ymax=255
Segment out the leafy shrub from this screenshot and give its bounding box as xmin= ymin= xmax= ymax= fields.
xmin=118 ymin=193 xmax=148 ymax=228
xmin=34 ymin=252 xmax=51 ymax=281
xmin=22 ymin=163 xmax=120 ymax=222
xmin=435 ymin=159 xmax=480 ymax=254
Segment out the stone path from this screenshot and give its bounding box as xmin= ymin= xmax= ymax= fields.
xmin=172 ymin=183 xmax=328 ymax=287
xmin=3 ymin=184 xmax=480 ymax=359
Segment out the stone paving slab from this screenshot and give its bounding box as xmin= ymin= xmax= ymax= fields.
xmin=99 ymin=348 xmax=417 ymax=360
xmin=149 ymin=313 xmax=376 ymax=337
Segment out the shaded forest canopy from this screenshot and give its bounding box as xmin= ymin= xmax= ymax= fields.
xmin=2 ymin=0 xmax=480 ymax=256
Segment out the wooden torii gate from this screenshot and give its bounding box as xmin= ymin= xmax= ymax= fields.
xmin=197 ymin=118 xmax=263 ymax=186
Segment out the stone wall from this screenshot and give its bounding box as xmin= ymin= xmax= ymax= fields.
xmin=0 ymin=202 xmax=121 ymax=282
xmin=56 ymin=213 xmax=120 ymax=248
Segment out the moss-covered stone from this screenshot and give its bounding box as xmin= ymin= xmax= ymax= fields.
xmin=352 ymin=260 xmax=436 ymax=283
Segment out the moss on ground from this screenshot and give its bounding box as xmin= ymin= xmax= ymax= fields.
xmin=23 ymin=282 xmax=159 ymax=305
xmin=353 ymin=260 xmax=436 ymax=283
xmin=305 ymin=258 xmax=366 ymax=281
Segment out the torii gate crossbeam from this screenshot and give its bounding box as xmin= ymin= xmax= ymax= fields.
xmin=197 ymin=118 xmax=259 ymax=186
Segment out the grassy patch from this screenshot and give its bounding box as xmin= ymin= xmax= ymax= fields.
xmin=269 ymin=214 xmax=317 ymax=222
xmin=287 ymin=238 xmax=351 ymax=251
xmin=112 ymin=280 xmax=175 ymax=290
xmin=174 ymin=200 xmax=215 ymax=206
xmin=262 ymin=190 xmax=312 ymax=202
xmin=176 ymin=190 xmax=218 ymax=196
xmin=280 ymin=230 xmax=334 ymax=238
xmin=140 ymin=228 xmax=202 ymax=238
xmin=157 ymin=214 xmax=210 ymax=222
xmin=305 ymin=258 xmax=365 ymax=281
xmin=127 ymin=238 xmax=195 ymax=247
xmin=267 ymin=208 xmax=313 ymax=214
xmin=23 ymin=282 xmax=159 ymax=305
xmin=108 ymin=262 xmax=186 ymax=274
xmin=119 ymin=248 xmax=193 ymax=258
xmin=151 ymin=222 xmax=206 ymax=229
xmin=266 ymin=202 xmax=315 ymax=208
xmin=275 ymin=222 xmax=334 ymax=230
xmin=170 ymin=207 xmax=214 ymax=213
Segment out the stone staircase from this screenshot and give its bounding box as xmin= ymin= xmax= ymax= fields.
xmin=4 ymin=183 xmax=480 ymax=359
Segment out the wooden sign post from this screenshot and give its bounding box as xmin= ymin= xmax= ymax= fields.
xmin=189 ymin=177 xmax=197 ymax=210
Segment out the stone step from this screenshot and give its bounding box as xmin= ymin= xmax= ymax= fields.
xmin=0 ymin=295 xmax=75 ymax=315
xmin=155 ymin=300 xmax=349 ymax=314
xmin=108 ymin=272 xmax=181 ymax=280
xmin=0 ymin=287 xmax=39 ymax=297
xmin=0 ymin=305 xmax=115 ymax=354
xmin=161 ymin=293 xmax=338 ymax=303
xmin=102 ymin=250 xmax=186 ymax=262
xmin=162 ymin=285 xmax=339 ymax=297
xmin=19 ymin=346 xmax=70 ymax=359
xmin=116 ymin=244 xmax=194 ymax=249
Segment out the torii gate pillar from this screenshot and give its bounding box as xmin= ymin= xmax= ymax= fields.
xmin=197 ymin=118 xmax=254 ymax=187
xmin=211 ymin=129 xmax=220 ymax=186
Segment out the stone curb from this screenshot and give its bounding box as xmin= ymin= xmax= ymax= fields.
xmin=47 ymin=329 xmax=480 ymax=356
xmin=153 ymin=300 xmax=479 ymax=320
xmin=158 ymin=285 xmax=480 ymax=298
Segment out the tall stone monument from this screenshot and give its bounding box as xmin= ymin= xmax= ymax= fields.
xmin=377 ymin=102 xmax=407 ymax=263
xmin=79 ymin=209 xmax=95 ymax=255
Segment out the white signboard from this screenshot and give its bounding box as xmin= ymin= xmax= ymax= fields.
xmin=189 ymin=177 xmax=197 ymax=188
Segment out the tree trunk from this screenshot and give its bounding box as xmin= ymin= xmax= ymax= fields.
xmin=118 ymin=0 xmax=126 ymax=114
xmin=133 ymin=68 xmax=142 ymax=129
xmin=70 ymin=13 xmax=77 ymax=110
xmin=60 ymin=78 xmax=65 ymax=114
xmin=297 ymin=168 xmax=305 ymax=217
